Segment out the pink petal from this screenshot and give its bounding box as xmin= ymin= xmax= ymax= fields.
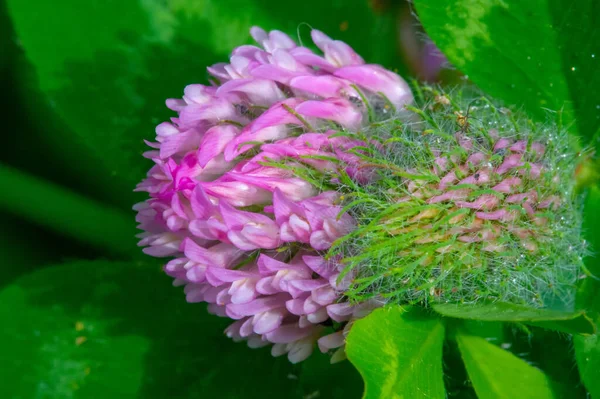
xmin=289 ymin=75 xmax=356 ymax=98
xmin=496 ymin=154 xmax=524 ymax=174
xmin=286 ymin=297 xmax=308 ymax=315
xmin=253 ymin=308 xmax=286 ymax=334
xmin=256 ymin=276 xmax=281 ymax=295
xmin=239 ymin=317 xmax=255 ymax=337
xmin=302 ymin=255 xmax=336 ymax=278
xmin=273 ymin=189 xmax=305 ymax=224
xmin=198 ymin=125 xmax=240 ymax=167
xmin=492 ymin=177 xmax=522 ymax=193
xmin=334 ymin=65 xmax=413 ymax=107
xmin=182 ymin=239 xmax=242 ymax=267
xmin=287 ymin=339 xmax=314 ymax=364
xmin=226 ymin=293 xmax=289 ymax=319
xmin=306 ymin=307 xmax=329 ymax=323
xmin=217 ymin=78 xmax=285 ymax=106
xmin=264 ymin=324 xmax=315 ymax=344
xmin=318 ymin=331 xmax=345 ymax=353
xmin=295 ymin=98 xmax=362 ymax=129
xmin=311 ymin=286 xmax=338 ymax=306
xmin=326 ymin=302 xmax=354 ymax=322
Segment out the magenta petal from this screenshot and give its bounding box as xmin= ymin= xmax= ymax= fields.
xmin=286 ymin=297 xmax=308 ymax=315
xmin=229 ymin=278 xmax=259 ymax=304
xmin=334 ymin=65 xmax=413 ymax=107
xmin=317 ymin=331 xmax=345 ymax=353
xmin=207 ymin=62 xmax=231 ymax=80
xmin=309 ymin=230 xmax=334 ymax=250
xmin=251 ymin=64 xmax=303 ymax=85
xmin=288 ymin=341 xmax=314 ymax=364
xmin=306 ymin=307 xmax=329 ymax=323
xmin=267 ymin=30 xmax=296 ymax=50
xmin=185 ymin=264 xmax=207 ymax=283
xmin=159 ymin=129 xmax=201 ymax=159
xmin=492 ymin=177 xmax=522 ymax=193
xmin=182 ymin=239 xmax=242 ymax=267
xmin=289 ymin=214 xmax=311 ymax=241
xmin=257 ymin=254 xmax=310 ymax=274
xmin=311 ymin=286 xmax=338 ymax=306
xmin=198 ymin=125 xmax=240 ymax=167
xmin=183 ymin=84 xmax=215 ymax=104
xmin=247 ymin=335 xmax=270 ymax=348
xmin=253 ymin=308 xmax=285 ymax=334
xmin=179 ymin=98 xmax=244 ymax=127
xmin=311 ymin=29 xmax=364 ymax=67
xmin=302 ymin=255 xmax=336 ymax=278
xmin=289 ymin=278 xmax=329 ymax=292
xmin=226 ymin=293 xmax=289 ymax=318
xmin=295 ymin=98 xmax=362 ymax=129
xmin=273 ymin=189 xmax=305 ymax=224
xmin=225 ymin=319 xmax=245 ymax=340
xmin=239 ymin=317 xmax=255 ymax=337
xmin=326 ymin=302 xmax=354 ymax=322
xmin=290 ymin=75 xmax=355 ymax=98
xmin=264 ymin=324 xmax=315 ymax=344
xmin=496 ymin=154 xmax=524 ymax=174
xmin=190 ymin=185 xmax=217 ymax=219
xmin=303 ymin=297 xmax=321 ymax=314
xmin=205 ymin=267 xmax=254 ymax=285
xmin=207 ymin=303 xmax=228 ymax=317
xmin=256 ymin=276 xmax=281 ymax=295
xmin=217 ymin=78 xmax=285 ymax=106
xmin=476 ymin=209 xmax=512 ymax=221
xmin=184 ymin=284 xmax=209 ymax=303
xmin=223 ymin=98 xmax=304 ymax=161
xmin=216 ymin=288 xmax=232 ymax=306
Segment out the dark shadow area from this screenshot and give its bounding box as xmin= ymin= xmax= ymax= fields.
xmin=0 ymin=211 xmax=102 ymax=288
xmin=2 ymin=261 xmax=362 ymax=398
xmin=508 ymin=326 xmax=587 ymax=399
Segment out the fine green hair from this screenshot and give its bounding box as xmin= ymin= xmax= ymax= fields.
xmin=327 ymin=84 xmax=586 ymax=309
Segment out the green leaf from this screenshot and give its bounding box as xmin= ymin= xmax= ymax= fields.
xmin=414 ymin=0 xmax=600 ymax=142
xmin=577 ymin=185 xmax=600 ymax=316
xmin=433 ymin=302 xmax=596 ymax=335
xmin=346 ymin=307 xmax=445 ymax=399
xmin=575 ymin=186 xmax=600 ymax=397
xmin=0 ymin=260 xmax=359 ymax=398
xmin=6 ymin=0 xmax=400 ymax=188
xmin=575 ymin=334 xmax=600 ymax=398
xmin=0 ymin=164 xmax=137 ymax=257
xmin=456 ymin=330 xmax=556 ymax=399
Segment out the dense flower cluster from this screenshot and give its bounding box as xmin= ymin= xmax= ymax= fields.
xmin=135 ymin=27 xmax=412 ymax=363
xmin=136 ymin=25 xmax=584 ymax=363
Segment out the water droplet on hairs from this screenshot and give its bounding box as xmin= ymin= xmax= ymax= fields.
xmin=571 ymin=67 xmax=576 ymax=71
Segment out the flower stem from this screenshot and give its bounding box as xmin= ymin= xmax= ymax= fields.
xmin=0 ymin=164 xmax=137 ymax=257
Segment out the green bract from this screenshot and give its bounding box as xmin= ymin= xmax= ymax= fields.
xmin=280 ymin=85 xmax=587 ymax=308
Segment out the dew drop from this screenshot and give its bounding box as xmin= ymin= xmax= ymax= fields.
xmin=571 ymin=67 xmax=576 ymax=71
xmin=527 ymin=56 xmax=531 ymax=60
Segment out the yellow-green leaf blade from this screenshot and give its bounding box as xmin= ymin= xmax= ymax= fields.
xmin=456 ymin=331 xmax=555 ymax=399
xmin=346 ymin=307 xmax=445 ymax=399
